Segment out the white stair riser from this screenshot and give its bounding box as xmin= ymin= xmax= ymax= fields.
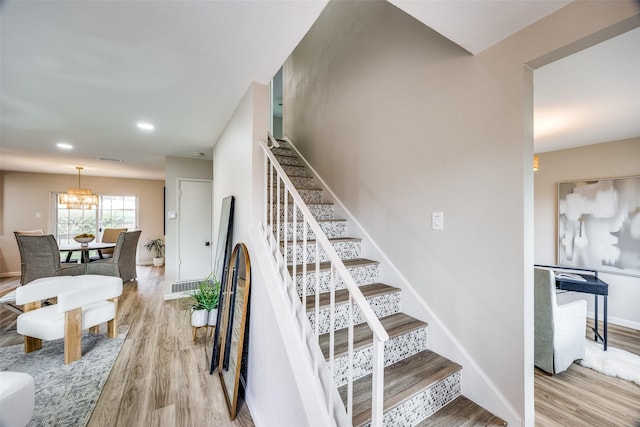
xmin=276 ymin=220 xmax=347 ymax=241
xmin=307 ymin=292 xmax=400 ymax=335
xmin=295 ymin=263 xmax=380 ymax=297
xmin=331 ymin=327 xmax=428 ymax=387
xmin=270 ymin=203 xmax=335 ymax=221
xmin=284 ymin=240 xmax=362 ymax=264
xmin=363 ymin=373 xmax=461 ymax=427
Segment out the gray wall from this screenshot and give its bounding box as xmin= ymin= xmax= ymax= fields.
xmin=283 ymin=0 xmax=640 ymax=424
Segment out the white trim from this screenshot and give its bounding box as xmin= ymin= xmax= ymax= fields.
xmin=587 ymin=312 xmax=640 ymax=332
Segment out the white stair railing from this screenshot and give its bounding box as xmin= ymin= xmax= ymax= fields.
xmin=259 ymin=135 xmax=389 ymax=427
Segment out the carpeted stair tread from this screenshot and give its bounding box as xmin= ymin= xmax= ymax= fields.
xmin=339 ymin=349 xmax=462 ymax=427
xmin=289 ymin=258 xmax=379 ymax=275
xmin=415 ymin=396 xmax=507 ymax=426
xmin=305 ymin=283 xmax=399 ymax=310
xmin=319 ymin=312 xmax=427 ymax=359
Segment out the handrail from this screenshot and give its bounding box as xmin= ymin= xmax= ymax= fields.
xmin=258 ymin=137 xmax=388 ymax=426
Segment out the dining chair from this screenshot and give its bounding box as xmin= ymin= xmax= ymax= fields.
xmin=85 ymin=230 xmax=141 ymax=282
xmin=14 ymin=233 xmax=86 ymax=285
xmin=96 ymin=227 xmax=128 ymax=259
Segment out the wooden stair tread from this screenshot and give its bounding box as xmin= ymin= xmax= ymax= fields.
xmin=280 ymin=237 xmax=362 ymax=245
xmin=319 ymin=312 xmax=427 ymax=359
xmin=415 ymin=396 xmax=507 ymax=426
xmin=289 ymin=258 xmax=379 ymax=275
xmin=340 ymin=350 xmax=462 ymax=427
xmin=271 ymin=202 xmax=333 ymax=206
xmin=305 ymin=283 xmax=399 ymax=310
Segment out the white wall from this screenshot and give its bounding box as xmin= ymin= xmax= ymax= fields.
xmin=283 ymin=1 xmax=640 ymax=425
xmin=213 ymin=82 xmax=313 ymax=426
xmin=164 ymin=156 xmax=213 ymax=293
xmin=534 ymin=137 xmax=640 ymax=329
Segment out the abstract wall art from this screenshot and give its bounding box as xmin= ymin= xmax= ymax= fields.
xmin=558 ymin=176 xmax=640 ymax=277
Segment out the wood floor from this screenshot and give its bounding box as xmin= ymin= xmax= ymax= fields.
xmin=0 ymin=267 xmax=254 ymax=427
xmin=535 ymin=320 xmax=640 ymax=427
xmin=2 ymin=270 xmax=640 ymax=426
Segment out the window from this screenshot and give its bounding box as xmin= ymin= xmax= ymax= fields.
xmin=54 ymin=194 xmax=137 ymax=245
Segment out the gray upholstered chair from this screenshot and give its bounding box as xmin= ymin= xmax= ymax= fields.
xmin=85 ymin=230 xmax=141 ymax=282
xmin=98 ymin=227 xmax=128 ymax=258
xmin=534 ymin=267 xmax=587 ymax=374
xmin=14 ymin=233 xmax=85 ymax=285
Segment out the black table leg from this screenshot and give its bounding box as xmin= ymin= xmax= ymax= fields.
xmin=604 ymin=295 xmax=608 ymax=351
xmin=594 ymin=294 xmax=599 ymax=343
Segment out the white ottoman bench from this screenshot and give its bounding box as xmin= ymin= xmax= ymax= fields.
xmin=0 ymin=371 xmax=35 ymax=427
xmin=16 ymin=275 xmax=123 ymax=364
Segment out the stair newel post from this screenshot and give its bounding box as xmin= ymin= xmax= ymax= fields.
xmin=371 ymin=338 xmax=385 ymax=427
xmin=276 ymin=176 xmax=281 ymax=268
xmin=263 ymin=150 xmax=267 ymax=238
xmin=347 ymin=293 xmax=354 ymax=422
xmin=302 ymin=212 xmax=308 ymax=343
xmin=329 ymin=263 xmax=336 ymax=419
xmin=315 ymin=241 xmax=320 ymax=340
xmin=269 ymin=157 xmax=275 ymax=252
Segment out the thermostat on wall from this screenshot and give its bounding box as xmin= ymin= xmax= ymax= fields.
xmin=167 ymin=211 xmax=177 ymax=220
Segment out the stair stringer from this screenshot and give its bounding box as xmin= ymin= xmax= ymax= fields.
xmin=282 ymin=138 xmax=521 ymax=426
xmin=249 ymin=225 xmax=351 ymax=427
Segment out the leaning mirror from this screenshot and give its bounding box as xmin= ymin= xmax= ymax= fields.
xmin=210 ymin=195 xmax=234 ymax=373
xmin=218 ymin=243 xmax=251 ymax=420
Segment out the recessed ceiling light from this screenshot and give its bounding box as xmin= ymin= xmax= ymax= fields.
xmin=193 ymin=152 xmax=205 ymax=157
xmin=137 ymin=122 xmax=155 ymax=131
xmin=57 ymin=142 xmax=73 ymax=149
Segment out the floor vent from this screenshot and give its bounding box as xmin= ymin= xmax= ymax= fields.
xmin=171 ymin=280 xmax=201 ymax=293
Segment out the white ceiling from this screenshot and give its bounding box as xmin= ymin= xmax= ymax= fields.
xmin=1 ymin=1 xmax=638 ymax=180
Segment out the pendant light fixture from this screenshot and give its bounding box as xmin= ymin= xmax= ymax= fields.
xmin=59 ymin=166 xmax=99 ymax=209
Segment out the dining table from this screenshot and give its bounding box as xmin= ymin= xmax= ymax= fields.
xmin=59 ymin=242 xmax=116 ymax=263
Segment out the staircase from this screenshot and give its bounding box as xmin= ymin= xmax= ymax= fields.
xmin=263 ymin=138 xmax=506 ymax=426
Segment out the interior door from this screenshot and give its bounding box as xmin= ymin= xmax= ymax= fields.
xmin=177 ymin=179 xmax=213 ymax=281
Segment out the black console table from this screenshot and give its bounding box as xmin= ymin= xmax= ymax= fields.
xmin=535 ymin=264 xmax=609 ymax=351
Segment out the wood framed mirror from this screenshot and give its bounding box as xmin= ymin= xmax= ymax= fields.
xmin=218 ymin=242 xmax=251 ymax=420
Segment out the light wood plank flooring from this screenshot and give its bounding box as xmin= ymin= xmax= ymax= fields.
xmin=535 ymin=320 xmax=640 ymax=426
xmin=0 ymin=267 xmax=254 ymax=426
xmin=3 ymin=271 xmax=640 ymax=426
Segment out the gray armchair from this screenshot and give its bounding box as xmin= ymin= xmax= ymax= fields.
xmin=85 ymin=230 xmax=141 ymax=282
xmin=534 ymin=267 xmax=587 ymax=374
xmin=14 ymin=233 xmax=85 ymax=285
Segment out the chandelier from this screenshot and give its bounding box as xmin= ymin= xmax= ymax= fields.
xmin=59 ymin=166 xmax=99 ymax=209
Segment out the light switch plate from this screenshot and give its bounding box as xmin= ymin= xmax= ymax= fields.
xmin=432 ymin=211 xmax=444 ymax=230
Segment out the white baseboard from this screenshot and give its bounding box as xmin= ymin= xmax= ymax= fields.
xmin=587 ymin=312 xmax=640 ymax=331
xmin=163 ymin=292 xmax=189 ymax=301
xmin=0 ymin=272 xmax=20 ymax=278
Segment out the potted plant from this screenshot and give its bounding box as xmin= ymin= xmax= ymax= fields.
xmin=186 ymin=273 xmax=220 ymax=334
xmin=144 ymin=238 xmax=165 ymax=266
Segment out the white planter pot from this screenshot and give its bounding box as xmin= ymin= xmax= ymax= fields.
xmin=191 ymin=309 xmax=208 ymax=327
xmin=153 ymin=257 xmax=165 ymax=266
xmin=208 ymin=308 xmax=218 ymax=326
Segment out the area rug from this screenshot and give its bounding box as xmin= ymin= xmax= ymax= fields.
xmin=578 ymin=340 xmax=640 ymax=386
xmin=0 ymin=328 xmax=128 ymax=426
